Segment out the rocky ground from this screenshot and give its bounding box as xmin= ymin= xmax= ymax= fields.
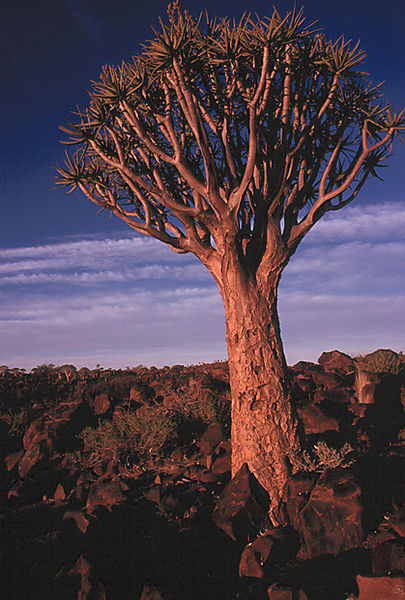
xmin=1 ymin=349 xmax=405 ymax=599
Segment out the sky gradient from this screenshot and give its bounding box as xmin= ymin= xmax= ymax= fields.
xmin=1 ymin=0 xmax=404 ymax=370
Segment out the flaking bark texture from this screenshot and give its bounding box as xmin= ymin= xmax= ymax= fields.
xmin=220 ymin=262 xmax=299 ymax=521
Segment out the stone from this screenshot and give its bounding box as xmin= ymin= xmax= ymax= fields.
xmin=211 ymin=453 xmax=231 ymax=475
xmin=129 ymin=385 xmax=147 ymax=405
xmin=267 ymin=583 xmax=308 ymax=599
xmin=284 ymin=475 xmax=316 ymax=531
xmin=355 ymin=370 xmax=381 ymax=404
xmin=53 ymin=483 xmax=66 ymax=501
xmin=239 ymin=535 xmax=274 ymax=578
xmin=297 ymin=403 xmax=340 ymax=435
xmin=140 ymin=583 xmax=166 ymax=599
xmin=213 ymin=463 xmax=269 ymax=542
xmin=198 ymin=422 xmax=226 ymax=455
xmin=311 ymin=370 xmax=343 ymax=391
xmin=326 ymin=388 xmax=352 ymax=403
xmin=296 ymin=469 xmax=363 ymax=560
xmin=318 ymin=350 xmax=355 ymax=374
xmin=91 ymin=393 xmax=110 ymax=415
xmin=17 ymin=397 xmax=84 ymax=477
xmin=292 ymin=373 xmax=315 ymax=396
xmin=356 ymin=575 xmax=405 ymax=599
xmin=56 ymin=554 xmax=107 ymax=600
xmin=86 ymin=481 xmax=126 ymax=514
xmin=389 ymin=504 xmax=405 ymax=538
xmin=401 ymin=383 xmax=405 ymax=411
xmin=63 ymin=510 xmax=90 ymax=534
xmin=5 ymin=450 xmax=23 ymax=471
xmin=19 ymin=421 xmax=53 ymax=477
xmin=372 ymin=540 xmax=405 ymax=575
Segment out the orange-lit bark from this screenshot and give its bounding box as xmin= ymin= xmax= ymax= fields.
xmin=216 ymin=253 xmax=298 ymax=522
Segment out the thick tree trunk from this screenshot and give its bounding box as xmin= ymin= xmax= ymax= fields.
xmin=220 ymin=262 xmax=299 ymax=522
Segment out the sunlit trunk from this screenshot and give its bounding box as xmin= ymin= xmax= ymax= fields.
xmin=220 ymin=260 xmax=299 ymax=522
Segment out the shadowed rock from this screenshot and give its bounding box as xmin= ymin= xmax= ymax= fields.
xmin=318 ymin=351 xmax=355 ymax=374
xmin=213 ymin=463 xmax=269 ymax=542
xmin=296 ymin=469 xmax=363 ymax=560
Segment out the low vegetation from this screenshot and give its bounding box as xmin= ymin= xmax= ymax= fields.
xmin=289 ymin=441 xmax=355 ymax=474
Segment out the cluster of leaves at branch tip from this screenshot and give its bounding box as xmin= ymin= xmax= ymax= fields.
xmin=288 ymin=441 xmax=354 ymax=474
xmin=55 ymin=3 xmax=405 ymax=266
xmin=355 ymin=348 xmax=404 ymax=375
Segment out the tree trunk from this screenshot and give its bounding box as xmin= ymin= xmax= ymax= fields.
xmin=220 ymin=262 xmax=299 ymax=523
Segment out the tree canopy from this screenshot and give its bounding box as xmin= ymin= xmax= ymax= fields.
xmin=57 ymin=3 xmax=404 ymax=280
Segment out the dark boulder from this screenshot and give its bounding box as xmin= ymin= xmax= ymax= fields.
xmin=318 ymin=350 xmax=355 ymax=374
xmin=239 ymin=535 xmax=274 ymax=578
xmin=198 ymin=422 xmax=226 ymax=455
xmin=372 ymin=540 xmax=405 ymax=576
xmin=295 ymin=469 xmax=363 ymax=560
xmin=86 ymin=480 xmax=126 ymax=514
xmin=140 ymin=584 xmax=166 ymax=599
xmin=213 ymin=463 xmax=269 ymax=542
xmin=90 ymin=393 xmax=110 ymax=415
xmin=267 ymin=583 xmax=308 ymax=599
xmin=296 ymin=403 xmax=340 ymax=436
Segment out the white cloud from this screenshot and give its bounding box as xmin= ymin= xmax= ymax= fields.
xmin=0 ymin=201 xmax=403 ymax=369
xmin=0 ymin=233 xmax=210 ymax=286
xmin=305 ymin=201 xmax=405 ymax=244
xmin=0 ymin=286 xmax=225 ymax=369
xmin=282 ymin=239 xmax=404 ymax=295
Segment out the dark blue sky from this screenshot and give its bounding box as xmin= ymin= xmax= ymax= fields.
xmin=2 ymin=0 xmax=404 ymax=246
xmin=1 ymin=1 xmax=404 ymax=369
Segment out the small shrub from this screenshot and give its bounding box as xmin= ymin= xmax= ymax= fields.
xmin=355 ymin=349 xmax=403 ymax=375
xmin=74 ymin=408 xmax=177 ymax=469
xmin=172 ymin=390 xmax=230 ymax=440
xmin=289 ymin=441 xmax=354 ymax=474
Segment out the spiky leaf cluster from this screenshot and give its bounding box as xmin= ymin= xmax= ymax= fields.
xmin=56 ymin=5 xmax=404 ymax=274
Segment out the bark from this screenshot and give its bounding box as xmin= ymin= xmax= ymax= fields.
xmin=219 ymin=258 xmax=299 ymax=523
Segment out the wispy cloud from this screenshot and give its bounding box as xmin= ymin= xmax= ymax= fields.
xmin=0 ymin=235 xmax=210 ymax=286
xmin=305 ymin=201 xmax=405 ymax=244
xmin=0 ymin=201 xmax=403 ymax=369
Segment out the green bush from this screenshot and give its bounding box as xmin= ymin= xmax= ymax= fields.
xmin=355 ymin=349 xmax=403 ymax=375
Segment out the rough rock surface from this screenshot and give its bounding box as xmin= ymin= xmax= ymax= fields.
xmin=296 ymin=403 xmax=340 ymax=435
xmin=372 ymin=540 xmax=405 ymax=576
xmin=267 ymin=583 xmax=308 ymax=599
xmin=356 ymin=574 xmax=405 ymax=599
xmin=213 ymin=463 xmax=269 ymax=542
xmin=90 ymin=393 xmax=110 ymax=415
xmin=140 ymin=583 xmax=166 ymax=599
xmin=198 ymin=422 xmax=226 ymax=455
xmin=86 ymin=480 xmax=126 ymax=514
xmin=295 ymin=469 xmax=363 ymax=560
xmin=318 ymin=350 xmax=355 ymax=374
xmin=239 ymin=534 xmax=274 ymax=578
xmin=355 ymin=370 xmax=381 ymax=404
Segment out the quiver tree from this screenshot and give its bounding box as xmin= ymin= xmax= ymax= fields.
xmin=57 ymin=4 xmax=404 ymax=520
